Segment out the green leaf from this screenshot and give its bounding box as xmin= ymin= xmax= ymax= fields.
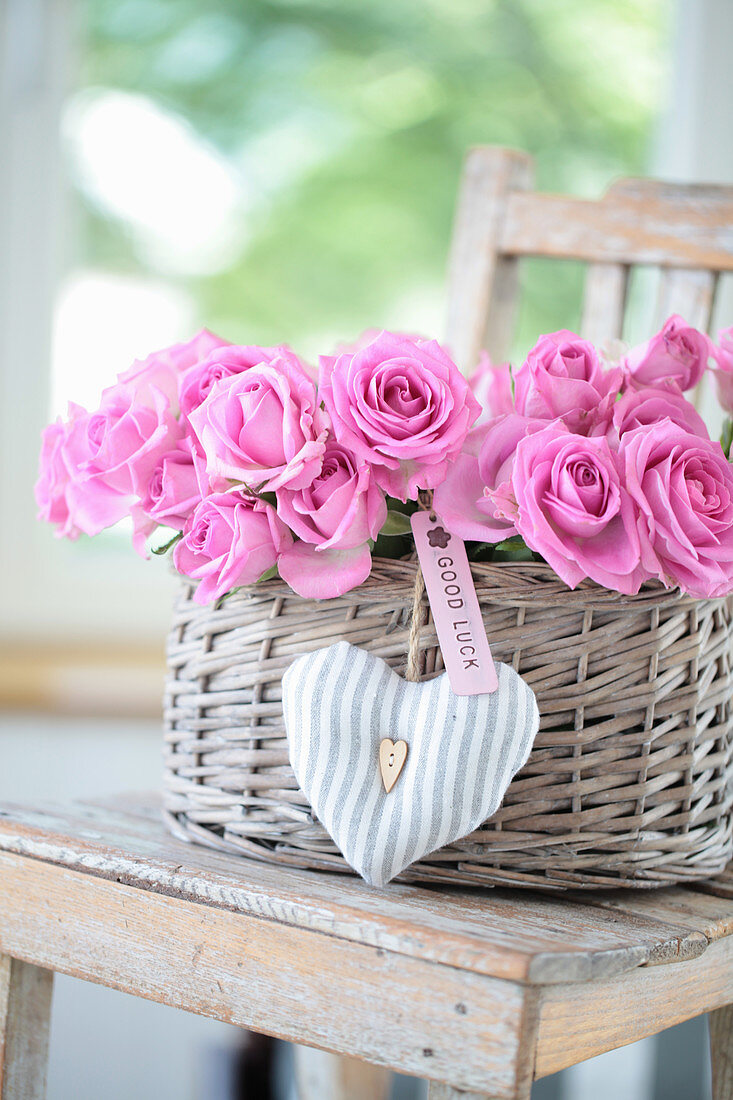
xmin=493 ymin=536 xmax=527 ymax=553
xmin=379 ymin=510 xmax=413 ymax=536
xmin=721 ymin=418 xmax=733 ymax=460
xmin=494 ymin=540 xmax=536 ymax=563
xmin=214 ymin=584 xmax=246 ymax=609
xmin=151 ymin=531 xmax=183 ymax=556
xmin=466 ymin=541 xmax=495 ymax=560
xmin=256 ymin=564 xmax=279 ymax=583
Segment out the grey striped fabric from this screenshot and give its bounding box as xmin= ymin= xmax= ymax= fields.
xmin=283 ymin=641 xmax=540 ymax=887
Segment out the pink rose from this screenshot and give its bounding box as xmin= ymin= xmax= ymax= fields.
xmin=43 ymin=383 xmax=181 ymax=538
xmin=433 ymin=414 xmax=537 ymax=543
xmin=131 ymin=441 xmax=203 ymax=554
xmin=36 ymin=400 xmax=149 ymax=538
xmin=623 ymin=315 xmax=713 ymax=392
xmin=319 ymin=331 xmax=480 ymax=501
xmin=35 ymin=412 xmax=83 ymax=539
xmin=80 ymin=382 xmax=181 ymax=497
xmin=173 ymin=491 xmax=293 ymax=605
xmin=276 ymin=439 xmax=386 ymax=550
xmin=712 ymin=325 xmax=733 ymax=415
xmin=140 ymin=445 xmax=201 ymax=528
xmin=118 ymin=329 xmax=229 ymax=412
xmin=189 ymin=350 xmax=327 ymax=492
xmin=275 ymin=439 xmax=387 ymax=600
xmin=179 ymin=343 xmax=286 ymax=418
xmin=613 ymin=386 xmax=708 ymax=440
xmin=513 ymin=330 xmax=621 ymax=435
xmin=621 ymin=423 xmax=733 ymax=598
xmin=469 ymin=352 xmax=514 ymax=425
xmin=508 ymin=425 xmax=645 ymax=593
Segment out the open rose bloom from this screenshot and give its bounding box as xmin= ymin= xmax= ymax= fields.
xmin=36 ymin=317 xmax=733 ymax=604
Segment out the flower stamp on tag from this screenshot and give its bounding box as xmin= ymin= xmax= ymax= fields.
xmin=411 ymin=509 xmax=498 ymax=696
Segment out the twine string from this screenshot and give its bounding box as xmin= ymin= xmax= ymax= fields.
xmin=405 ymin=567 xmax=426 ymax=682
xmin=405 ymin=489 xmax=434 ymax=682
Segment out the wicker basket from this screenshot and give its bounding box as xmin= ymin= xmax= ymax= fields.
xmin=163 ymin=559 xmax=733 ymax=890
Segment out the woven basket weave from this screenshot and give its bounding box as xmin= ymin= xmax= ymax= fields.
xmin=163 ymin=559 xmax=733 ymax=890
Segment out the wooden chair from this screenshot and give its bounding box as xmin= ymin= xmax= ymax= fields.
xmin=445 ymin=146 xmax=732 ymax=370
xmin=3 ymin=148 xmax=733 ymax=1100
xmin=4 ymin=796 xmax=733 ymax=1099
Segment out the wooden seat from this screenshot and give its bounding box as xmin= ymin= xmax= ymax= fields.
xmin=4 ymin=149 xmax=733 ymax=1099
xmin=2 ymin=796 xmax=733 ymax=1098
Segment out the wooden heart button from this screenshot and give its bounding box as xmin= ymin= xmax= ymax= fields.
xmin=379 ymin=738 xmax=407 ymax=793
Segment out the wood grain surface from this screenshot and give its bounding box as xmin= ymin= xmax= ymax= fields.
xmin=0 ymin=849 xmax=526 ymax=1096
xmin=537 ymin=935 xmax=733 ymax=1076
xmin=0 ymin=956 xmax=53 ymax=1100
xmin=500 ymin=188 xmax=733 ymax=270
xmin=580 ymin=261 xmax=629 ymax=345
xmin=445 ymin=146 xmax=533 ymax=371
xmin=709 ymin=1003 xmax=733 ymax=1100
xmin=1 ymin=796 xmax=733 ymax=1094
xmin=0 ymin=798 xmax=725 ymax=986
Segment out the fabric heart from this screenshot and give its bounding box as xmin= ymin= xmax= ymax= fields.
xmin=282 ymin=641 xmax=540 ymax=886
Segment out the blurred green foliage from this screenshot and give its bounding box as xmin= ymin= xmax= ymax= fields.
xmin=77 ymin=0 xmax=667 ymax=361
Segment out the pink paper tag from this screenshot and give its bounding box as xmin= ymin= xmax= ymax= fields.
xmin=411 ymin=509 xmax=498 ymax=696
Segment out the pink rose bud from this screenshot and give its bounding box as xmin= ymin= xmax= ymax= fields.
xmin=510 ymin=424 xmax=645 ymax=594
xmin=513 ymin=330 xmax=622 ymax=435
xmin=319 ymin=331 xmax=480 ymax=502
xmin=623 ymin=314 xmax=713 ymax=392
xmin=174 ymin=491 xmax=293 ymax=605
xmin=188 ymin=348 xmax=327 ymax=492
xmin=118 ymin=329 xmax=229 ymax=413
xmin=712 ymin=325 xmax=733 ymax=415
xmin=620 ymin=423 xmax=733 ymax=599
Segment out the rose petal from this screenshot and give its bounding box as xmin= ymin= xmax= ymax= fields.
xmin=278 ymin=542 xmax=373 ymax=598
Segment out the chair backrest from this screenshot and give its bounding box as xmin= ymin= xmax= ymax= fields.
xmin=445 ymin=146 xmax=733 ymax=371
